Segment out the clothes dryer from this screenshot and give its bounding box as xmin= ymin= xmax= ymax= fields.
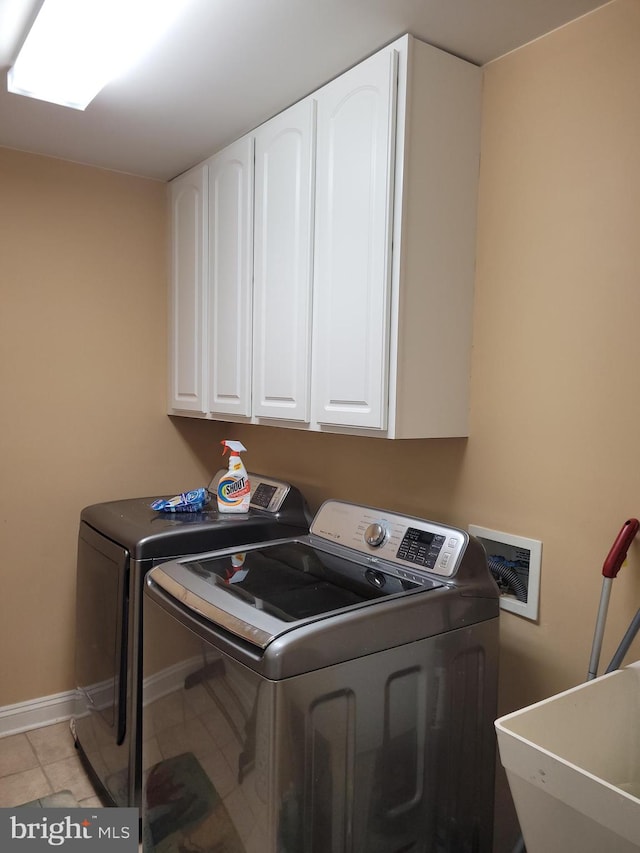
xmin=72 ymin=471 xmax=310 ymax=808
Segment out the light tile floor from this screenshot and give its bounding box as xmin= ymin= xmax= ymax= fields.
xmin=0 ymin=721 xmax=103 ymax=809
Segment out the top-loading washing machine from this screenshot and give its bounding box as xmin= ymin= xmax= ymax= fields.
xmin=72 ymin=470 xmax=311 ymax=809
xmin=141 ymin=499 xmax=500 ymax=853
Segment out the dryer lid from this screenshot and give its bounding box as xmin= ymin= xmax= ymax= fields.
xmin=80 ymin=472 xmax=310 ymax=559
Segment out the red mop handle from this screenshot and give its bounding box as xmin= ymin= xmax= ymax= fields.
xmin=602 ymin=518 xmax=640 ymax=578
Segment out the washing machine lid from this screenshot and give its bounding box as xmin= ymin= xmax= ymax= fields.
xmin=147 ymin=537 xmax=444 ymax=649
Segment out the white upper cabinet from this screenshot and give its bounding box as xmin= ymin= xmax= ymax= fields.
xmin=168 ymin=35 xmax=481 ymax=438
xmin=314 ymin=35 xmax=482 ymax=437
xmin=252 ymin=99 xmax=316 ymax=422
xmin=168 ymin=163 xmax=208 ymax=414
xmin=387 ymin=38 xmax=481 ymax=437
xmin=206 ymin=135 xmax=254 ymax=418
xmin=312 ymin=47 xmax=397 ymax=431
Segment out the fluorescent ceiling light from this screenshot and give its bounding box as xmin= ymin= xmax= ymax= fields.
xmin=8 ymin=0 xmax=187 ymax=111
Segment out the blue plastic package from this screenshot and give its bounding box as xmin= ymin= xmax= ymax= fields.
xmin=150 ymin=488 xmax=208 ymax=513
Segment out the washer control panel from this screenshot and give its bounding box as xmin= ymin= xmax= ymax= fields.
xmin=397 ymin=527 xmax=447 ymax=570
xmin=310 ymin=500 xmax=468 ymax=579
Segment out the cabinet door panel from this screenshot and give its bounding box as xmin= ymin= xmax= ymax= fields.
xmin=168 ymin=165 xmax=208 ymax=413
xmin=313 ymin=48 xmax=397 ymax=429
xmin=207 ymin=136 xmax=254 ymax=417
xmin=253 ymin=100 xmax=315 ymax=422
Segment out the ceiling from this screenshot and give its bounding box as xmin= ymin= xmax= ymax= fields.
xmin=0 ymin=0 xmax=610 ymax=181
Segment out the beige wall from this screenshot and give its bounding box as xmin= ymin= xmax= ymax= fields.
xmin=0 ymin=149 xmax=212 ymax=705
xmin=472 ymin=0 xmax=640 ymax=708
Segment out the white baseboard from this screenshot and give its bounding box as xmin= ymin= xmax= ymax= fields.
xmin=0 ymin=690 xmax=77 ymax=739
xmin=0 ymin=653 xmax=217 ymax=739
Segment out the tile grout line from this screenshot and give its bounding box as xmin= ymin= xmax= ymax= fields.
xmin=0 ymin=723 xmax=99 ymax=808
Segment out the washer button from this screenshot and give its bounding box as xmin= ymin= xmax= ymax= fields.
xmin=364 ymin=522 xmax=387 ymax=548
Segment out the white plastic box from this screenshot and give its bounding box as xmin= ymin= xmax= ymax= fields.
xmin=495 ymin=661 xmax=640 ymax=853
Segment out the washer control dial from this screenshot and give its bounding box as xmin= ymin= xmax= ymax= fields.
xmin=364 ymin=521 xmax=387 ymax=548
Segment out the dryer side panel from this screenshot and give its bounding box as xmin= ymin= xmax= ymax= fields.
xmin=74 ymin=523 xmax=128 ymax=740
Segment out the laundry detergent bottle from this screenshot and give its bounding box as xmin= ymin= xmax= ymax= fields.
xmin=217 ymin=441 xmax=251 ymax=513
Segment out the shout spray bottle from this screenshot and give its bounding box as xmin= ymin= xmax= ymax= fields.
xmin=217 ymin=441 xmax=250 ymax=513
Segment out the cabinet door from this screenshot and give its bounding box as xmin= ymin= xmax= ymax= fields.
xmin=312 ymin=47 xmax=397 ymax=430
xmin=253 ymin=99 xmax=316 ymax=422
xmin=168 ymin=164 xmax=208 ymax=413
xmin=207 ymin=136 xmax=254 ymax=417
